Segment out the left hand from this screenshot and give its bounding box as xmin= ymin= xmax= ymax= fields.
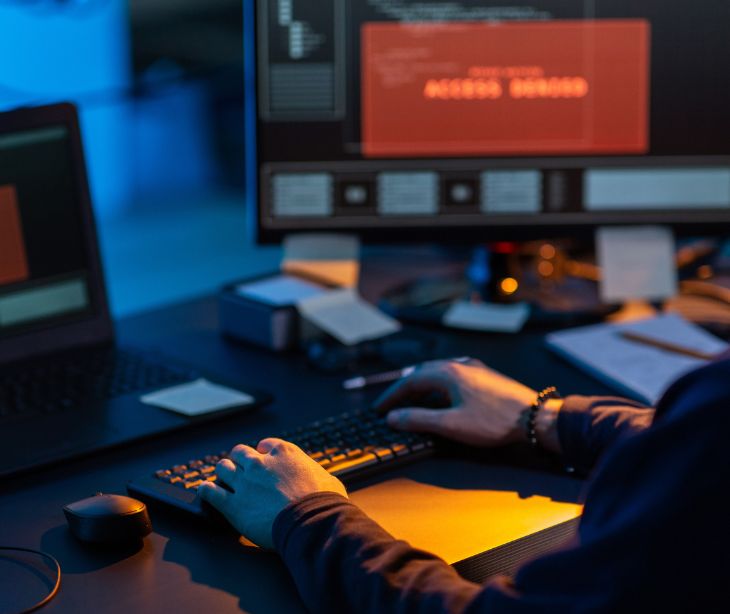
xmin=198 ymin=438 xmax=348 ymax=549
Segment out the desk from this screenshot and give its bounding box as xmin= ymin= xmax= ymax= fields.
xmin=1 ymin=294 xmax=614 ymax=614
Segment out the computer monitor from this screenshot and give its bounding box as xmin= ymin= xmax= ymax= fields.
xmin=246 ymin=0 xmax=730 ymax=244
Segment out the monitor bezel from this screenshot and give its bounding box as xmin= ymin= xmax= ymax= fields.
xmin=0 ymin=103 xmax=114 ymax=365
xmin=246 ymin=0 xmax=730 ymax=244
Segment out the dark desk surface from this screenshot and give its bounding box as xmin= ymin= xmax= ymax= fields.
xmin=1 ymin=290 xmax=615 ymax=614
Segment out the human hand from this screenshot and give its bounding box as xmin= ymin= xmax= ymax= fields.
xmin=198 ymin=438 xmax=347 ymax=549
xmin=374 ymin=359 xmax=561 ymax=450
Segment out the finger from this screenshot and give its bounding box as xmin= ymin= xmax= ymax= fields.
xmin=198 ymin=481 xmax=231 ymax=512
xmin=215 ymin=458 xmax=237 ymax=488
xmin=229 ymin=443 xmax=262 ymax=470
xmin=257 ymin=438 xmax=288 ymax=454
xmin=373 ymin=370 xmax=451 ymax=413
xmin=386 ymin=407 xmax=456 ymax=435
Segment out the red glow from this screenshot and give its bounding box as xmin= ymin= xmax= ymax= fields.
xmin=0 ymin=185 xmax=29 ymax=285
xmin=362 ymin=20 xmax=650 ymax=158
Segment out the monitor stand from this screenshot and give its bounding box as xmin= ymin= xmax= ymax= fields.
xmin=378 ymin=242 xmax=617 ymax=328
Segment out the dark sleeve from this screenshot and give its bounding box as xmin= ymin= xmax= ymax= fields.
xmin=274 ymin=492 xmax=481 ymax=613
xmin=557 ymin=395 xmax=654 ymax=475
xmin=274 ymin=361 xmax=730 ymax=613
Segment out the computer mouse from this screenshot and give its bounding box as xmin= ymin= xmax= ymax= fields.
xmin=63 ymin=493 xmax=152 ymax=545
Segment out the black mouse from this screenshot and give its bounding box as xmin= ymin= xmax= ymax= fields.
xmin=63 ymin=493 xmax=152 ymax=545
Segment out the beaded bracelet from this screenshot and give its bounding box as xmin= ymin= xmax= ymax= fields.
xmin=526 ymin=386 xmax=562 ymax=448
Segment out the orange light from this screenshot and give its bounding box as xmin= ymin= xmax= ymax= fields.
xmin=697 ymin=265 xmax=714 ymax=280
xmin=538 ymin=261 xmax=555 ymax=277
xmin=500 ymin=277 xmax=519 ymax=295
xmin=539 ymin=243 xmax=557 ymax=260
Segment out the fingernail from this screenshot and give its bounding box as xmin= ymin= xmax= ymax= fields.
xmin=386 ymin=411 xmax=400 ymax=427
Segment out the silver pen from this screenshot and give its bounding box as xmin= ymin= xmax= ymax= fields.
xmin=342 ymin=356 xmax=471 ymax=390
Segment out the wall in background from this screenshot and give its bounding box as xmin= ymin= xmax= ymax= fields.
xmin=0 ymin=0 xmax=133 ymax=215
xmin=0 ymin=1 xmax=255 ymax=316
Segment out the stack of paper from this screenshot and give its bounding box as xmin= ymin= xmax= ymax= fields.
xmin=236 ymin=275 xmax=401 ymax=346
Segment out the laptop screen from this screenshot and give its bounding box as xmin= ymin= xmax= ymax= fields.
xmin=0 ymin=125 xmax=95 ymax=339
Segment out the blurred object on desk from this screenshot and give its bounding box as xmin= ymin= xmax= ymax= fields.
xmin=666 ymin=277 xmax=730 ymax=336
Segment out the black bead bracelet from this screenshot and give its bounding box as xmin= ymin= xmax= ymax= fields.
xmin=526 ymin=386 xmax=562 ymax=448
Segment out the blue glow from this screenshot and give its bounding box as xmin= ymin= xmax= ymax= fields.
xmin=0 ymin=0 xmax=132 ymax=215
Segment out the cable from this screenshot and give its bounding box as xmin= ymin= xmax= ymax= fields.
xmin=0 ymin=547 xmax=62 ymax=613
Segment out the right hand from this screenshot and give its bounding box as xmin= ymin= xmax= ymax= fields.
xmin=374 ymin=359 xmax=546 ymax=448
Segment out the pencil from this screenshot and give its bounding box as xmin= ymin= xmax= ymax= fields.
xmin=619 ymin=330 xmax=719 ymax=361
xmin=342 ymin=356 xmax=471 ymax=390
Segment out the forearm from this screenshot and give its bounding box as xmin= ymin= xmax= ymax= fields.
xmin=556 ymin=395 xmax=654 ymax=474
xmin=274 ymin=492 xmax=482 ymax=614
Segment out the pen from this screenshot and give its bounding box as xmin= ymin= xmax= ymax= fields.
xmin=343 ymin=356 xmax=472 ymax=390
xmin=619 ymin=331 xmax=720 ymax=361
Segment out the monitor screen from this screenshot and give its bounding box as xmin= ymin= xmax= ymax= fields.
xmin=249 ymin=0 xmax=730 ymax=242
xmin=0 ymin=125 xmax=96 ymax=338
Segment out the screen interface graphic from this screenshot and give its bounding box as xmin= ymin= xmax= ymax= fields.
xmin=362 ymin=20 xmax=649 ymax=157
xmin=0 ymin=127 xmax=93 ymax=337
xmin=0 ymin=185 xmax=29 ymax=285
xmin=255 ymin=1 xmax=730 ymax=232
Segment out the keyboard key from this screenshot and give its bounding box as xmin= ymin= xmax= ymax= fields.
xmin=0 ymin=348 xmax=196 ymax=419
xmin=150 ymin=410 xmax=435 ymax=496
xmin=329 ymin=453 xmax=379 ymax=477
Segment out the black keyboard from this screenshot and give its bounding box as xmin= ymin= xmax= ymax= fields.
xmin=128 ymin=409 xmax=435 ymax=518
xmin=0 ymin=347 xmax=196 ymax=419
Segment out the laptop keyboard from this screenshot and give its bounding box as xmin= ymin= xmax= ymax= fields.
xmin=0 ymin=347 xmax=196 ymax=419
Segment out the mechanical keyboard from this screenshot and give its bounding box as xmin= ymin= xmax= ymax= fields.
xmin=127 ymin=409 xmax=435 ymax=518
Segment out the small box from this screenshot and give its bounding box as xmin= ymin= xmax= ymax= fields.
xmin=218 ymin=273 xmax=324 ymax=351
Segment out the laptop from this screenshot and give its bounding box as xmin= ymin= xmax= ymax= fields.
xmin=0 ymin=103 xmax=270 ymax=478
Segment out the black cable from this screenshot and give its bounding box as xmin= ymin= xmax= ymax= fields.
xmin=0 ymin=547 xmax=62 ymax=613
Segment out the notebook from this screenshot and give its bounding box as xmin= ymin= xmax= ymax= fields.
xmin=545 ymin=314 xmax=729 ymax=405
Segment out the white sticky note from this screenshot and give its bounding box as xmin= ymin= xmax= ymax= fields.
xmin=297 ymin=288 xmax=402 ymax=346
xmin=236 ymin=274 xmax=329 ymax=307
xmin=282 ymin=233 xmax=360 ymax=287
xmin=443 ymin=301 xmax=531 ymax=333
xmin=140 ymin=379 xmax=255 ymax=416
xmin=597 ymin=226 xmax=678 ymax=303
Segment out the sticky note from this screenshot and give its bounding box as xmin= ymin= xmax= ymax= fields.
xmin=282 ymin=233 xmax=360 ymax=288
xmin=297 ymin=288 xmax=402 ymax=346
xmin=236 ymin=274 xmax=329 ymax=307
xmin=443 ymin=301 xmax=531 ymax=333
xmin=597 ymin=226 xmax=677 ymax=303
xmin=140 ymin=379 xmax=255 ymax=416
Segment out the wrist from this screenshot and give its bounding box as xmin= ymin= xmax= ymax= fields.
xmin=518 ymin=390 xmax=563 ymax=453
xmin=535 ymin=398 xmax=563 ymax=454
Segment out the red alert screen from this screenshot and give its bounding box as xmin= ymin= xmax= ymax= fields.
xmin=361 ymin=20 xmax=650 ymax=158
xmin=0 ymin=184 xmax=29 ymax=285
